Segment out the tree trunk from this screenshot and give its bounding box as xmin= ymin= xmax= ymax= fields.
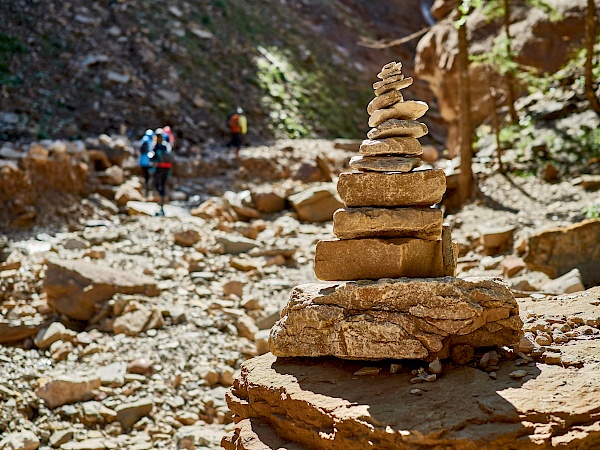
xmin=504 ymin=0 xmax=519 ymax=123
xmin=457 ymin=7 xmax=474 ymax=204
xmin=586 ymin=0 xmax=600 ymax=115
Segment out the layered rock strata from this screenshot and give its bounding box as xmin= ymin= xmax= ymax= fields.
xmin=270 ymin=277 xmax=522 ymax=360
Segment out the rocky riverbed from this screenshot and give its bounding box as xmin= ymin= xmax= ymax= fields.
xmin=1 ymin=139 xmax=600 ymax=449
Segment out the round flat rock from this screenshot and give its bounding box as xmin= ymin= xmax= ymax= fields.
xmin=367 ymin=90 xmax=404 ymax=115
xmin=359 ymin=137 xmax=423 ymax=156
xmin=349 ymin=155 xmax=423 ymax=172
xmin=374 ymin=77 xmax=413 ymax=96
xmin=367 ymin=119 xmax=428 ymax=140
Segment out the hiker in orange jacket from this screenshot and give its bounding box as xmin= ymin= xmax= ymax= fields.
xmin=227 ymin=107 xmax=247 ymax=157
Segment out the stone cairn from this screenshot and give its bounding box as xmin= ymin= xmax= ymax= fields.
xmin=268 ymin=61 xmax=523 ymax=361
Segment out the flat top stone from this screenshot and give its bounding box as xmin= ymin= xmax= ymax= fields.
xmin=349 ymin=155 xmax=423 ymax=173
xmin=337 ymin=169 xmax=446 ymax=207
xmin=367 ymin=90 xmax=404 ymax=115
xmin=377 ymin=61 xmax=402 ymax=79
xmin=359 ymin=137 xmax=423 ymax=156
xmin=367 ymin=119 xmax=428 ymax=140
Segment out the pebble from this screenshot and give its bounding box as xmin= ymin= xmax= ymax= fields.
xmin=509 ymin=370 xmax=529 ymax=379
xmin=353 ymin=367 xmax=381 ymax=376
xmin=409 ymin=388 xmax=423 ymax=396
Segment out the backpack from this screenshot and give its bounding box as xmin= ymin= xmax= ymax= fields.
xmin=152 ymin=142 xmax=174 ymax=164
xmin=229 ymin=114 xmax=241 ymax=133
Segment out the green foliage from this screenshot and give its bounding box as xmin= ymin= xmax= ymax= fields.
xmin=0 ymin=33 xmax=27 ymax=85
xmin=584 ymin=204 xmax=600 ymax=219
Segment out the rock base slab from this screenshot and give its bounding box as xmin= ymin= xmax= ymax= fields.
xmin=269 ymin=277 xmax=522 ymax=360
xmin=314 ymin=238 xmax=448 ymax=280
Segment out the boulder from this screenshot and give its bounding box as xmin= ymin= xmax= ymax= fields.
xmin=173 ymin=229 xmax=200 ymax=247
xmin=250 ymin=189 xmax=286 ymax=214
xmin=540 ymin=268 xmax=585 ymax=294
xmin=479 ymin=225 xmax=515 ymax=255
xmin=314 ymin=238 xmax=449 ymax=280
xmin=115 ymin=398 xmax=153 ymax=429
xmin=0 ymin=431 xmax=40 ymax=450
xmin=337 ymin=170 xmax=446 ymax=207
xmin=0 ymin=318 xmax=43 ymax=344
xmin=524 ymin=219 xmax=600 ymax=286
xmin=269 ymin=277 xmax=521 ymax=360
xmin=289 ymin=185 xmax=343 ymax=223
xmin=35 ymin=375 xmax=101 ymax=409
xmin=44 ymin=259 xmax=159 ymax=321
xmin=332 ymin=207 xmax=443 ymax=240
xmin=115 ymin=184 xmax=143 ymax=207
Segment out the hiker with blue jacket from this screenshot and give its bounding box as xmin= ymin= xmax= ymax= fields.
xmin=139 ymin=129 xmax=154 ymax=195
xmin=149 ymin=128 xmax=174 ymax=216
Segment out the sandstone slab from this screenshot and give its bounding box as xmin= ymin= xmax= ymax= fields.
xmin=36 ymin=375 xmax=101 ymax=409
xmin=373 ymin=77 xmax=413 ymax=96
xmin=337 ymin=169 xmax=446 ymax=207
xmin=269 ymin=277 xmax=521 ymax=359
xmin=524 ymin=219 xmax=600 ymax=286
xmin=314 ymin=238 xmax=447 ymax=280
xmin=367 ymin=119 xmax=427 ymax=140
xmin=366 ymin=90 xmax=404 ymax=115
xmin=44 ymin=259 xmax=159 ymax=321
xmin=372 ymin=74 xmax=404 ymax=90
xmin=333 ymin=207 xmax=443 ymax=240
xmin=359 ymin=137 xmax=422 ymax=156
xmin=0 ymin=318 xmax=43 ymax=344
xmin=225 ymin=338 xmax=600 ymax=449
xmin=368 ymin=100 xmax=429 ymax=127
xmin=115 ymin=398 xmax=153 ymax=429
xmin=349 ymin=155 xmax=422 ymax=172
xmin=289 ymin=184 xmax=343 ymax=222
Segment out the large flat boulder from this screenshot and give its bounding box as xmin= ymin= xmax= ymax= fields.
xmin=289 ymin=184 xmax=343 ymax=223
xmin=337 ymin=169 xmax=446 ymax=207
xmin=523 ymin=219 xmax=600 ymax=286
xmin=314 ymin=238 xmax=447 ymax=280
xmin=44 ymin=259 xmax=159 ymax=321
xmin=333 ymin=207 xmax=443 ymax=240
xmin=269 ymin=277 xmax=522 ymax=360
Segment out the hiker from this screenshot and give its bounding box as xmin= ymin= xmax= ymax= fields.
xmin=139 ymin=129 xmax=154 ymax=195
xmin=163 ymin=125 xmax=175 ymax=148
xmin=227 ymin=107 xmax=247 ymax=157
xmin=149 ymin=128 xmax=174 ymax=216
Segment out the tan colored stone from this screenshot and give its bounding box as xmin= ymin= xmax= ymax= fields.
xmin=372 ymin=74 xmax=404 ymax=90
xmin=269 ymin=277 xmax=521 ymax=359
xmin=359 ymin=137 xmax=423 ymax=156
xmin=368 ymin=101 xmax=429 ymax=127
xmin=524 ymin=219 xmax=600 ymax=286
xmin=367 ymin=119 xmax=428 ymax=140
xmin=442 ymin=224 xmax=458 ymax=276
xmin=289 ymin=184 xmax=343 ymax=222
xmin=337 ymin=169 xmax=446 ymax=207
xmin=374 ymin=77 xmax=413 ymax=96
xmin=314 ymin=238 xmax=445 ymax=280
xmin=367 ymin=90 xmax=404 ymax=115
xmin=333 ymin=207 xmax=443 ymax=240
xmin=349 ymin=155 xmax=422 ymax=172
xmin=377 ymin=61 xmax=402 ymax=79
xmin=36 ymin=375 xmax=101 ymax=409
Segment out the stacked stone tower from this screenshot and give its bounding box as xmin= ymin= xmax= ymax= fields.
xmin=314 ymin=61 xmax=457 ymax=281
xmin=268 ymin=61 xmax=522 ymax=361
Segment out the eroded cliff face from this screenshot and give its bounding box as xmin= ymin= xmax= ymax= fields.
xmin=415 ymin=0 xmax=588 ymax=156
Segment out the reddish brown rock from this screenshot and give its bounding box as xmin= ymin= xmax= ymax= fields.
xmin=524 ymin=219 xmax=600 ymax=286
xmin=337 ymin=169 xmax=446 ymax=208
xmin=333 ymin=207 xmax=443 ymax=240
xmin=314 ymin=238 xmax=445 ymax=280
xmin=44 ymin=259 xmax=159 ymax=321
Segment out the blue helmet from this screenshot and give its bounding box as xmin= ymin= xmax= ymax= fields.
xmin=145 ymin=129 xmax=153 ymax=136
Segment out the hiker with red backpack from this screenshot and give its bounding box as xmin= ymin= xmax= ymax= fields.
xmin=148 ymin=128 xmax=174 ymax=216
xmin=227 ymin=107 xmax=247 ymax=157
